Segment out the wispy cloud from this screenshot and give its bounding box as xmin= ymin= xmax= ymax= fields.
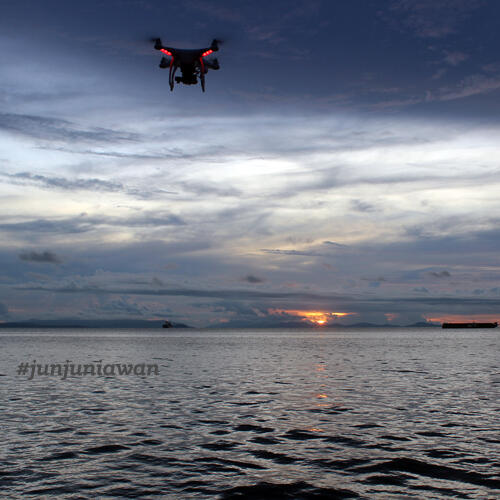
xmin=0 ymin=212 xmax=186 ymax=235
xmin=387 ymin=0 xmax=483 ymax=39
xmin=3 ymin=172 xmax=125 ymax=193
xmin=0 ymin=112 xmax=138 ymax=143
xmin=0 ymin=172 xmax=177 ymax=198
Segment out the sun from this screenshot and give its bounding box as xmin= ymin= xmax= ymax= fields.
xmin=269 ymin=309 xmax=355 ymax=326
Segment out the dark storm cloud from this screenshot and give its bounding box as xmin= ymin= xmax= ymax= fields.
xmin=19 ymin=250 xmax=61 ymax=264
xmin=0 ymin=113 xmax=138 ymax=143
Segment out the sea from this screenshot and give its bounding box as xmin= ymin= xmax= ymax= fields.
xmin=0 ymin=327 xmax=499 ymax=499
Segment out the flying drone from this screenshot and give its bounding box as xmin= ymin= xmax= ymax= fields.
xmin=153 ymin=38 xmax=221 ymax=92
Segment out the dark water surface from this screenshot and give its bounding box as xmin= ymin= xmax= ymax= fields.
xmin=1 ymin=327 xmax=499 ymax=498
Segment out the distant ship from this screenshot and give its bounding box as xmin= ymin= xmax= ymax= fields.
xmin=442 ymin=322 xmax=498 ymax=329
xmin=162 ymin=320 xmax=173 ymax=328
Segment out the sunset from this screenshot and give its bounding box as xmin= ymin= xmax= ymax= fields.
xmin=1 ymin=1 xmax=499 ymax=498
xmin=269 ymin=309 xmax=355 ymax=325
xmin=1 ymin=1 xmax=500 ymax=327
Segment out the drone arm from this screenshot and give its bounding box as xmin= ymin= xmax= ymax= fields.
xmin=160 ymin=48 xmax=173 ymax=57
xmin=153 ymin=38 xmax=175 ymax=56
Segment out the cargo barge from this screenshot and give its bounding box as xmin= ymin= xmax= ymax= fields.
xmin=442 ymin=322 xmax=497 ymax=329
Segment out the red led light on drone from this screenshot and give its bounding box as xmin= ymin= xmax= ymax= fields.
xmin=202 ymin=49 xmax=213 ymax=57
xmin=160 ymin=49 xmax=172 ymax=56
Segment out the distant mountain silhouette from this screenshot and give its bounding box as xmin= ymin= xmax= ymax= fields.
xmin=206 ymin=320 xmax=440 ymax=329
xmin=0 ymin=319 xmax=190 ymax=329
xmin=0 ymin=318 xmax=439 ymax=329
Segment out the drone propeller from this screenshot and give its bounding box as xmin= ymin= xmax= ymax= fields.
xmin=210 ymin=38 xmax=225 ymax=49
xmin=150 ymin=37 xmax=163 ymax=50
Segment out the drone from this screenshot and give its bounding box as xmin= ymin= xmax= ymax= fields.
xmin=153 ymin=38 xmax=221 ymax=92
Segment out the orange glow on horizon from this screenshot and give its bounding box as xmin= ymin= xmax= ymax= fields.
xmin=426 ymin=314 xmax=499 ymax=324
xmin=385 ymin=313 xmax=398 ymax=322
xmin=268 ymin=309 xmax=355 ymax=325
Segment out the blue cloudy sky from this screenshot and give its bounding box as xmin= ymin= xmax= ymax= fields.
xmin=1 ymin=0 xmax=500 ymax=327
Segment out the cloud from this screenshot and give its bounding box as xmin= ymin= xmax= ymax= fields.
xmin=3 ymin=172 xmax=125 ymax=193
xmin=443 ymin=51 xmax=468 ymax=66
xmin=437 ymin=74 xmax=500 ymax=101
xmin=0 ymin=302 xmax=8 ymax=317
xmin=0 ymin=112 xmax=138 ymax=143
xmin=242 ymin=274 xmax=264 ymax=283
xmin=0 ymin=212 xmax=186 ymax=235
xmin=323 ymin=241 xmax=348 ymax=248
xmin=387 ymin=0 xmax=483 ymax=39
xmin=16 ymin=281 xmax=500 ymax=310
xmin=18 ymin=250 xmax=61 ymax=264
xmin=151 ymin=277 xmax=164 ymax=287
xmin=178 ymin=181 xmax=242 ymax=198
xmin=350 ymin=199 xmax=377 ymax=213
xmin=94 ymin=297 xmax=149 ymax=316
xmin=0 ymin=172 xmax=177 ymax=199
xmin=361 ymin=276 xmax=386 ymax=288
xmin=260 ymin=248 xmax=324 ymax=257
xmin=428 ymin=270 xmax=451 ymax=278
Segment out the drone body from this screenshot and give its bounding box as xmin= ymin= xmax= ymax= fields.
xmin=153 ymin=38 xmax=220 ymax=92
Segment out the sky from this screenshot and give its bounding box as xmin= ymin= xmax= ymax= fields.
xmin=1 ymin=0 xmax=500 ymax=327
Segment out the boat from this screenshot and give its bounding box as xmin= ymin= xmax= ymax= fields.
xmin=442 ymin=322 xmax=498 ymax=329
xmin=162 ymin=320 xmax=173 ymax=328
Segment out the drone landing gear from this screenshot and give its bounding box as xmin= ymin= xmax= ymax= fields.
xmin=199 ymin=57 xmax=206 ymax=92
xmin=168 ymin=60 xmax=176 ymax=91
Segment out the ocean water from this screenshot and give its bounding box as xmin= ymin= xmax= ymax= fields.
xmin=0 ymin=327 xmax=499 ymax=499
